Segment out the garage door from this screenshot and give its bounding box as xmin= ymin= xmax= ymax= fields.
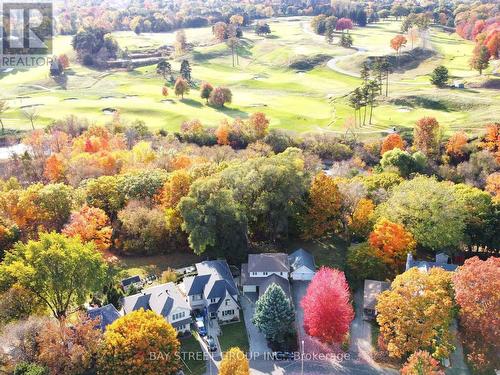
xmin=243 ymin=285 xmax=257 ymax=293
xmin=292 ymin=272 xmax=314 ymax=281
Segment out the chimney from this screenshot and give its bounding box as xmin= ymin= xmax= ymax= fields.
xmin=406 ymin=252 xmax=413 ymax=271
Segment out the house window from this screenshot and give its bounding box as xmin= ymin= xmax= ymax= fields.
xmin=263 ymin=272 xmax=268 ymax=276
xmin=210 ymin=298 xmax=217 ymax=303
xmin=251 ymin=272 xmax=257 ymax=276
xmin=172 ymin=312 xmax=185 ymax=320
xmin=222 ymin=310 xmax=234 ymax=316
xmin=225 ymin=299 xmax=230 ymax=306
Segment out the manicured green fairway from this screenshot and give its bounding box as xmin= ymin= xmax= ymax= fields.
xmin=0 ymin=17 xmax=497 ymax=137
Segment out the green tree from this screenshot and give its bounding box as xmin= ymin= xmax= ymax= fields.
xmin=324 ymin=16 xmax=337 ymax=43
xmin=380 ymin=148 xmax=424 ymax=177
xmin=83 ymin=175 xmax=125 ymax=219
xmin=156 ymin=60 xmax=172 ymax=80
xmin=252 ymin=283 xmax=295 ymax=344
xmin=430 ymin=65 xmax=449 ymax=87
xmin=0 ymin=232 xmax=107 ymax=319
xmin=14 ymin=362 xmax=48 ymax=375
xmin=0 ymin=100 xmax=9 ymax=134
xmin=179 ymin=177 xmax=248 ymax=262
xmin=346 ymin=243 xmax=389 ymax=284
xmin=180 ymin=59 xmax=192 ymax=82
xmin=119 ymin=169 xmax=167 ymax=202
xmin=340 ymin=33 xmax=353 ymax=48
xmin=377 ymin=176 xmax=466 ymax=251
xmin=200 ymin=82 xmax=214 ymax=103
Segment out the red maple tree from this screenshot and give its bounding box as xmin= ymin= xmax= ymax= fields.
xmin=300 ymin=267 xmax=354 ymax=344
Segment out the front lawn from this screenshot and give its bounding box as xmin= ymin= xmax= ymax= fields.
xmin=179 ymin=333 xmax=206 ymax=375
xmin=218 ymin=313 xmax=250 ymax=354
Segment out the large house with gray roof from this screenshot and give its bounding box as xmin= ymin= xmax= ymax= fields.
xmin=406 ymin=253 xmax=458 ymax=272
xmin=122 ymin=282 xmax=192 ymax=333
xmin=182 ymin=260 xmax=240 ymax=322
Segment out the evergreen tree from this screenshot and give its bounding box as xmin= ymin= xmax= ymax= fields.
xmin=430 ymin=65 xmax=449 ymax=87
xmin=252 ymin=283 xmax=295 ymax=344
xmin=360 ymin=61 xmax=370 ymax=83
xmin=157 ymin=60 xmax=172 ymax=81
xmin=340 ymin=33 xmax=353 ymax=48
xmin=180 ymin=59 xmax=192 ymax=82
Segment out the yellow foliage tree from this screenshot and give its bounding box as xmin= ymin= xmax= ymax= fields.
xmin=98 ymin=309 xmax=180 ymax=375
xmin=376 ymin=268 xmax=454 ymax=360
xmin=348 ymin=197 xmax=375 ymax=239
xmin=219 ymin=347 xmax=249 ymax=375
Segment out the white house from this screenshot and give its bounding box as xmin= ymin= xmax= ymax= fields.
xmin=241 ymin=253 xmax=290 ymax=294
xmin=289 ymin=248 xmax=316 ymax=281
xmin=183 ymin=260 xmax=240 ymax=323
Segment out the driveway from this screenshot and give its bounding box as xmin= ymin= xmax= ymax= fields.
xmin=291 ymin=280 xmax=308 ymax=342
xmin=240 ymin=292 xmax=271 ymax=355
xmin=350 ymin=289 xmax=373 ymax=360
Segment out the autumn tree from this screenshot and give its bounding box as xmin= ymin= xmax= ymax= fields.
xmin=301 ymin=267 xmax=353 ymax=344
xmin=84 ymin=175 xmax=125 ymax=218
xmin=401 ymin=351 xmax=445 ymax=375
xmin=215 ymin=119 xmax=230 ymax=145
xmin=37 ymin=313 xmax=103 ymax=375
xmin=377 ymin=176 xmax=466 ymax=251
xmin=98 ymin=309 xmax=180 ymax=375
xmin=346 ymin=243 xmax=388 ymax=284
xmin=213 ymin=22 xmax=228 ymax=42
xmin=200 ymin=82 xmax=214 ymax=103
xmin=348 ymin=197 xmax=375 ymax=239
xmin=390 ymin=35 xmax=407 ymax=55
xmin=158 ymin=169 xmax=192 ymax=232
xmin=0 ymin=284 xmax=44 ymax=324
xmin=376 ymin=268 xmax=454 ymax=360
xmin=413 ymin=117 xmax=441 ymax=158
xmin=248 ymin=112 xmax=270 ymax=139
xmin=174 ymin=30 xmax=187 ymax=55
xmin=485 ymin=172 xmax=500 ymax=200
xmin=336 ymin=18 xmax=353 ymax=33
xmin=43 ymin=153 xmax=66 ymax=182
xmin=369 ymin=218 xmax=415 ymax=272
xmin=174 ymin=77 xmax=189 ymax=99
xmin=453 ymin=257 xmax=500 ymax=372
xmin=0 ymin=100 xmax=10 ymax=134
xmin=445 ymin=131 xmax=468 ymax=161
xmin=219 ymin=347 xmax=249 ymax=375
xmin=62 ymin=205 xmax=112 ymax=253
xmin=208 ymin=87 xmax=232 ymax=107
xmin=407 ymin=26 xmax=420 ymax=49
xmin=0 ymin=232 xmax=107 ymax=319
xmin=303 ymin=172 xmax=342 ymax=239
xmin=470 ymin=44 xmax=490 ymax=75
xmin=252 ymin=283 xmax=295 ymax=345
xmin=381 ymin=133 xmax=404 ymax=155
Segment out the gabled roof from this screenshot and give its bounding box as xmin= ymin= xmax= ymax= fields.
xmin=88 ymin=304 xmax=121 ymax=331
xmin=121 ymin=275 xmax=141 ymax=287
xmin=184 ymin=260 xmax=238 ymax=299
xmin=289 ymin=248 xmax=315 ymax=272
xmin=259 ymin=274 xmax=291 ymax=298
xmin=406 ymin=253 xmax=458 ymax=273
xmin=122 ymin=283 xmax=189 ymax=317
xmin=363 ymin=280 xmax=391 ymax=310
xmin=248 ymin=253 xmax=289 ymax=273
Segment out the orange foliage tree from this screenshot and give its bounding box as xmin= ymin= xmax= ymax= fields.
xmin=44 ymin=153 xmax=66 ymax=182
xmin=248 ymin=112 xmax=270 ymax=139
xmin=219 ymin=347 xmax=250 ymax=375
xmin=413 ymin=117 xmax=441 ymax=157
xmin=369 ymin=218 xmax=416 ymax=271
xmin=485 ymin=172 xmax=500 ymax=201
xmin=303 ymin=172 xmax=342 ymax=239
xmin=390 ymin=35 xmax=407 ymax=55
xmin=479 ymin=123 xmax=500 ymax=162
xmin=348 ymin=197 xmax=375 ymax=239
xmin=381 ymin=133 xmax=404 ymax=155
xmin=98 ymin=309 xmax=180 ymax=375
xmin=63 ymin=205 xmax=112 ymax=252
xmin=216 ymin=120 xmax=230 ymax=145
xmin=401 ymin=351 xmax=445 ymax=375
xmin=445 ymin=131 xmax=468 ymax=161
xmin=453 ymin=257 xmax=500 ymax=372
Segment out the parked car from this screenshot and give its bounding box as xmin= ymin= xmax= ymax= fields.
xmin=205 ymin=336 xmax=217 ymax=352
xmin=273 ymin=351 xmax=295 ymax=361
xmin=195 ymin=317 xmax=207 ymax=336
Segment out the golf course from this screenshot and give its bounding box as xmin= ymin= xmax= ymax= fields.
xmin=1 ymin=17 xmax=499 ymax=137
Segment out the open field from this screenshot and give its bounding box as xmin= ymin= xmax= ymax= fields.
xmin=0 ymin=17 xmax=498 ymax=137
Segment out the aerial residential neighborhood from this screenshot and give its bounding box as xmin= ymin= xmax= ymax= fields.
xmin=0 ymin=0 xmax=499 ymax=374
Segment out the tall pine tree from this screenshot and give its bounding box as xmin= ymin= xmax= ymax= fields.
xmin=180 ymin=60 xmax=192 ymax=82
xmin=252 ymin=283 xmax=295 ymax=344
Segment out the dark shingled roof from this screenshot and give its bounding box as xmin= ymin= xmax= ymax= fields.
xmin=121 ymin=275 xmax=141 ymax=287
xmin=248 ymin=253 xmax=289 ymax=273
xmin=259 ymin=274 xmax=291 ymax=299
xmin=184 ymin=260 xmax=238 ymax=300
xmin=122 ymin=283 xmax=189 ymax=318
xmin=289 ymin=248 xmax=315 ymax=272
xmin=88 ymin=304 xmax=121 ymax=331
